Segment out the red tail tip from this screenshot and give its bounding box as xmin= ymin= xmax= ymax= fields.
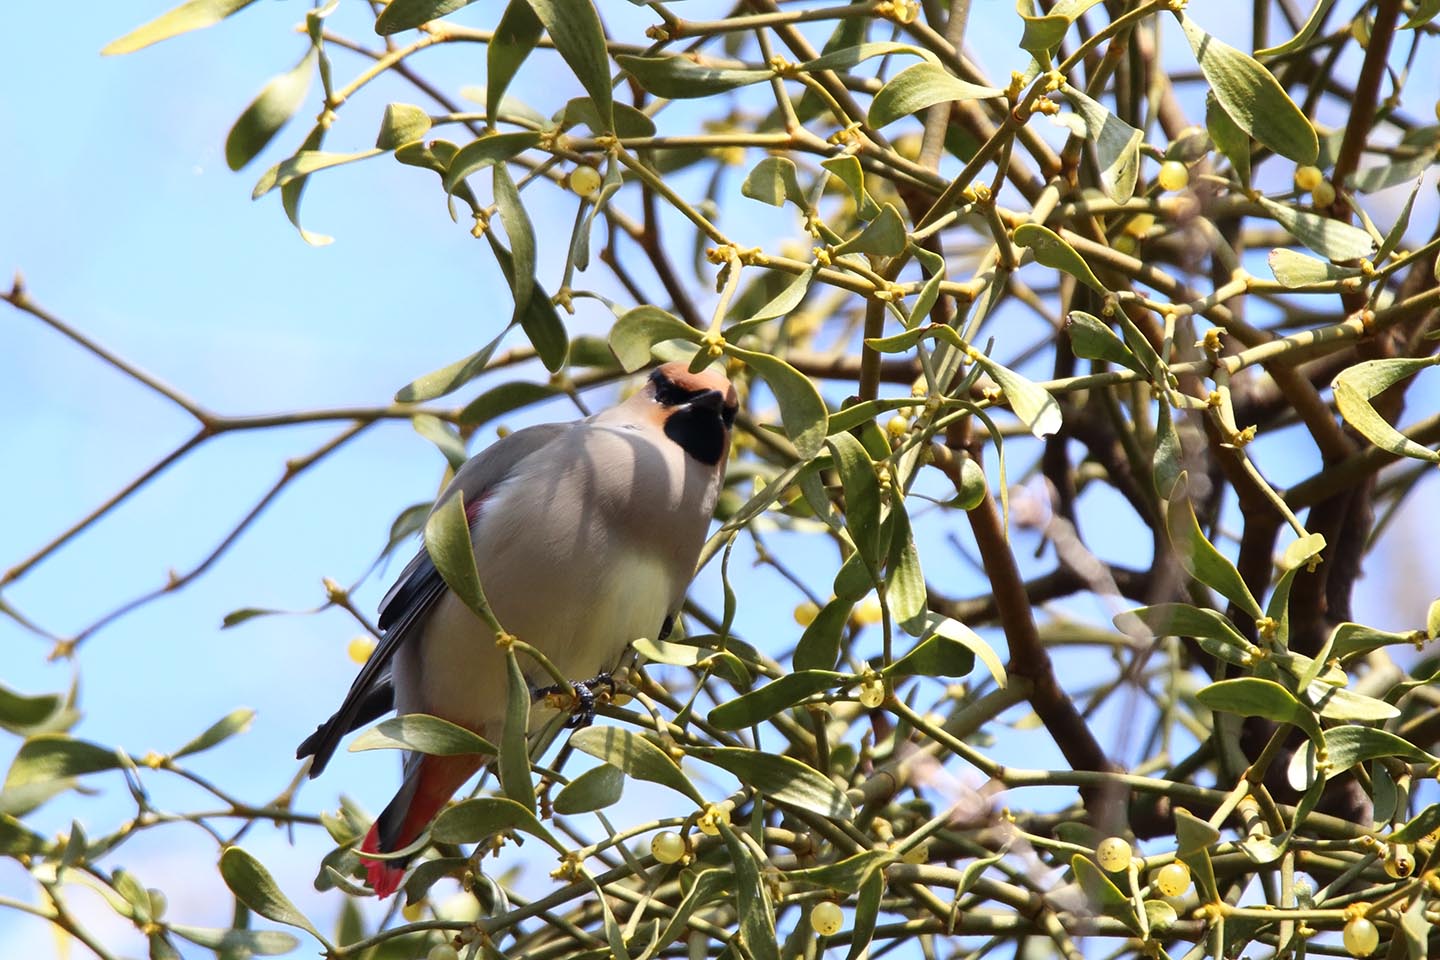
xmin=359 ymin=823 xmax=405 ymax=899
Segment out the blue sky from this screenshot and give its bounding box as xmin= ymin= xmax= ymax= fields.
xmin=3 ymin=1 xmax=1439 ymax=956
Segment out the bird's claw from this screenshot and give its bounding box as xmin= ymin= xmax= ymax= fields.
xmin=534 ymin=673 xmax=617 ymax=728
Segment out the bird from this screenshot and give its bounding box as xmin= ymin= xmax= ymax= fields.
xmin=297 ymin=361 xmax=737 ymax=898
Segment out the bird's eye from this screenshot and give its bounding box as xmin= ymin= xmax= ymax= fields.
xmin=649 ymin=371 xmax=685 ymax=406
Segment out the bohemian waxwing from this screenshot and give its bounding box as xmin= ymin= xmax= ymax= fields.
xmin=297 ymin=361 xmax=738 ymax=897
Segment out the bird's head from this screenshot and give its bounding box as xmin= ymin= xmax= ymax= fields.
xmin=638 ymin=361 xmax=738 ymax=466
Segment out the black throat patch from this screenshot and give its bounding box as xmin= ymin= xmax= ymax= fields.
xmin=664 ymin=407 xmax=726 ymax=466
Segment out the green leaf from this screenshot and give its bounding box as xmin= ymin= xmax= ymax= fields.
xmin=723 ymin=345 xmax=829 ymax=458
xmin=412 ymin=414 xmax=468 ymax=470
xmin=174 ymin=709 xmax=255 ymax=759
xmin=527 ymin=0 xmax=613 ymax=130
xmin=718 ymin=821 xmax=780 ymax=960
xmin=1402 ymin=0 xmax=1440 ymax=28
xmin=654 ymin=869 xmax=731 ymax=949
xmin=1303 ymin=682 xmax=1398 ymax=722
xmin=1197 ymin=677 xmax=1322 ymax=741
xmin=691 ymin=748 xmax=853 ymax=819
xmin=488 ymin=0 xmax=544 ymax=125
xmin=169 ymin=927 xmax=300 ymax=956
xmin=971 ymin=353 xmax=1063 ymax=438
xmin=1287 ymin=726 xmax=1435 ymax=788
xmin=458 ymin=381 xmax=559 ymax=428
xmin=610 ymin=306 xmax=701 ymax=372
xmin=844 ymin=868 xmax=883 ymax=960
xmin=219 ymin=847 xmax=327 ymax=944
xmin=568 ymin=726 xmax=705 ymax=805
xmin=868 ymin=63 xmax=1004 ymax=128
xmin=799 ymin=41 xmax=940 ymax=73
xmin=1126 ymin=603 xmax=1256 ymax=666
xmin=1018 ymin=0 xmax=1105 ymax=55
xmin=376 ymin=103 xmax=431 ymax=151
xmin=3 ymin=735 xmax=123 ymax=790
xmin=741 ymin=157 xmax=806 ymax=209
xmin=833 ymin=203 xmax=908 ymax=257
xmin=1333 ymin=357 xmax=1440 ymax=463
xmin=553 ymin=763 xmax=624 ymax=815
xmin=252 ymin=148 xmax=383 ymax=200
xmin=819 ymin=156 xmax=880 ymax=220
xmin=1258 ymin=197 xmax=1377 ymax=262
xmin=0 ymin=684 xmax=66 ymax=736
xmin=1205 ymin=92 xmax=1252 ymax=189
xmin=277 ymin=123 xmax=333 ymax=246
xmin=1255 ymin=0 xmax=1341 ymax=56
xmin=1179 ymin=13 xmax=1317 ymax=164
xmin=103 ymin=0 xmax=258 ymax=55
xmin=559 ymin=97 xmax=655 ymax=138
xmin=729 ymin=267 xmax=815 ymax=337
xmin=886 ymin=501 xmax=927 ymax=634
xmin=500 ymin=648 xmax=535 ymax=811
xmin=1377 ymin=178 xmax=1423 ymax=263
xmin=1349 ymin=150 xmax=1436 ymax=194
xmin=794 ymin=598 xmax=853 ymax=672
xmin=444 ymin=132 xmax=542 ymax=196
xmin=488 ymin=234 xmax=568 ymax=372
xmin=1165 ymin=473 xmax=1263 ymax=618
xmin=1173 ymin=808 xmax=1220 ymax=855
xmin=430 ymin=796 xmax=567 ymax=852
xmin=883 ymin=615 xmax=987 ymax=681
xmin=1013 ymin=224 xmax=1106 ymax=293
xmin=709 ymin=671 xmax=841 ymax=730
xmin=1072 ymin=855 xmax=1141 ymax=932
xmin=348 ymin=714 xmax=497 ymax=757
xmin=1267 ymin=248 xmax=1362 ymax=286
xmin=394 ymin=330 xmax=506 ymax=402
xmin=226 ymin=50 xmax=314 ymax=171
xmin=423 ymin=491 xmax=495 ymax=624
xmin=375 ymin=0 xmax=475 ymax=35
xmin=1389 ymin=804 xmax=1440 ymax=844
xmin=492 ymin=164 xmax=535 ymax=321
xmin=826 ymin=433 xmax=882 ymax=569
xmin=1059 ymin=85 xmax=1142 ymax=203
xmin=1066 ymin=311 xmax=1146 ymax=374
xmin=789 ymin=850 xmax=897 ymax=894
xmin=616 ymin=55 xmax=772 ymax=99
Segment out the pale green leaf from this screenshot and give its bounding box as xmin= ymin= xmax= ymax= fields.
xmin=1333 ymin=357 xmax=1440 ymax=463
xmin=226 ymin=50 xmax=314 ymax=171
xmin=103 ymin=0 xmax=258 ymax=55
xmin=868 ymin=63 xmax=1004 ymax=128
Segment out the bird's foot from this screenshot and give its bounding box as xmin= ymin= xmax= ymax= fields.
xmin=534 ymin=673 xmax=616 ymax=729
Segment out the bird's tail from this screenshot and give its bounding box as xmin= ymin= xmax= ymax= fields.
xmin=359 ymin=753 xmax=485 ymax=898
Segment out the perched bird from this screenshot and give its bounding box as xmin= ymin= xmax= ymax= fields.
xmin=297 ymin=361 xmax=737 ymax=897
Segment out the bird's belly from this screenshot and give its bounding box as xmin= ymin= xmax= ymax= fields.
xmin=397 ymin=543 xmax=677 ymax=735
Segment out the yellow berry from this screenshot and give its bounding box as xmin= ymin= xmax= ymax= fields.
xmin=428 ymin=946 xmax=461 ymax=960
xmin=1095 ymin=836 xmax=1134 ymax=872
xmin=569 ymin=165 xmax=602 ymax=199
xmin=1124 ymin=213 xmax=1156 ymax=237
xmin=1112 ymin=234 xmax=1139 ymax=257
xmin=858 ymin=680 xmax=885 ymax=708
xmin=1312 ymin=179 xmax=1336 ymax=207
xmin=403 ymin=900 xmax=426 ymax=922
xmin=854 ymin=595 xmax=884 ymax=626
xmin=902 ymin=842 xmax=929 ymax=865
xmin=1154 ymin=861 xmax=1191 ymax=897
xmin=794 ymin=601 xmax=820 ymax=627
xmin=1344 ymin=917 xmax=1379 ymax=957
xmin=347 ymin=636 xmax=376 ymax=664
xmin=886 ymin=415 xmax=909 ymax=438
xmin=1157 ymin=161 xmax=1189 ymax=192
xmin=812 ymin=901 xmax=844 ymax=936
xmin=1383 ymin=844 xmax=1414 ymax=878
xmin=1295 ymin=165 xmax=1324 ymax=192
xmin=651 ymin=831 xmax=686 ymax=864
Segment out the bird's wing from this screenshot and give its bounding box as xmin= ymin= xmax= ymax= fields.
xmin=297 ymin=422 xmax=571 ymax=776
